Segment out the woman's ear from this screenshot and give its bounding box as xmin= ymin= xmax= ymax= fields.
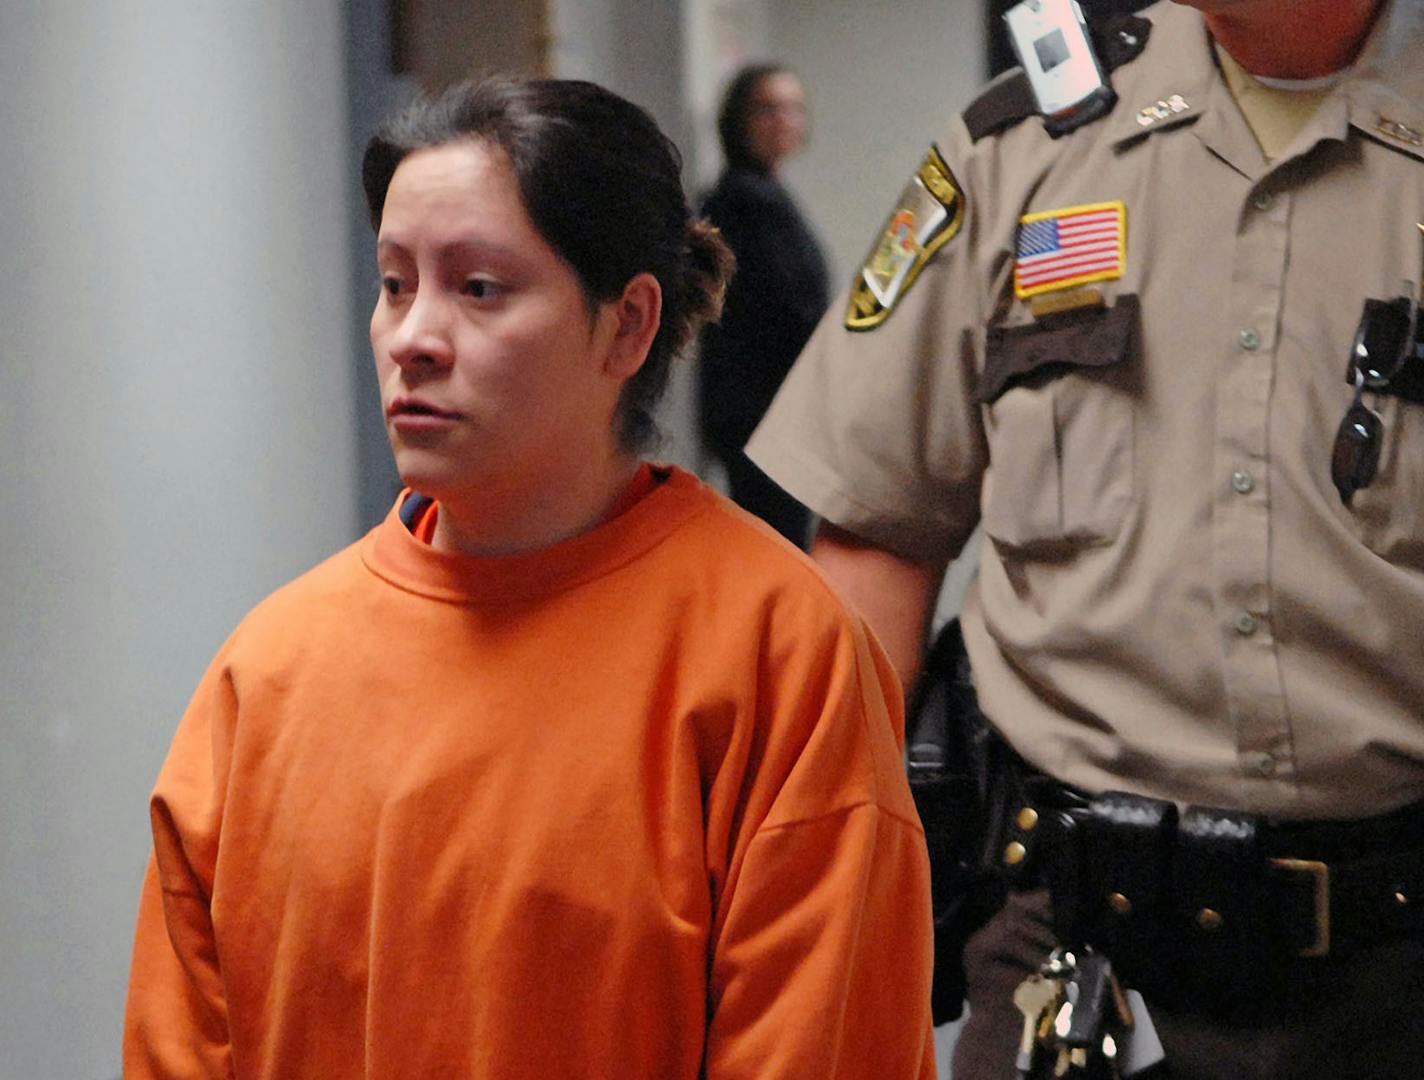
xmin=601 ymin=272 xmax=663 ymax=380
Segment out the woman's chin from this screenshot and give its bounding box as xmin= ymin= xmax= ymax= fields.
xmin=390 ymin=447 xmax=484 ymax=500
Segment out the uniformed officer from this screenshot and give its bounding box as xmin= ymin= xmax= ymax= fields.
xmin=748 ymin=0 xmax=1424 ymax=1076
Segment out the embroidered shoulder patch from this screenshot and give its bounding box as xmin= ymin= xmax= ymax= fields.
xmin=846 ymin=146 xmax=965 ymax=331
xmin=1014 ymin=201 xmax=1126 ymax=299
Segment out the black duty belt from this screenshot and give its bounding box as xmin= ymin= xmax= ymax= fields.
xmin=993 ymin=769 xmax=1424 ymax=1009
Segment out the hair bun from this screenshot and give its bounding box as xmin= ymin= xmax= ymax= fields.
xmin=683 ymin=218 xmax=734 ymax=330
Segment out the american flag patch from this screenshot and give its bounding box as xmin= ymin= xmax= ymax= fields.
xmin=1013 ymin=201 xmax=1126 ymax=299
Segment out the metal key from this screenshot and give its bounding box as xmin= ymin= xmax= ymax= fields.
xmin=1013 ymin=974 xmax=1060 ymax=1078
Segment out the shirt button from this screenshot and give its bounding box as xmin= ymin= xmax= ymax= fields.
xmin=1251 ymin=191 xmax=1273 ymax=211
xmin=1234 ymin=611 xmax=1259 ymax=636
xmin=1231 ymin=470 xmax=1255 ymax=494
xmin=1246 ymin=751 xmax=1277 ymax=777
xmin=1239 ymin=329 xmax=1261 ymax=351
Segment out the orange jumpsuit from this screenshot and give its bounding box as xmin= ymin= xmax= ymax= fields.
xmin=124 ymin=466 xmax=936 ymax=1079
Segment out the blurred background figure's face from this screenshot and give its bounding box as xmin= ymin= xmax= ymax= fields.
xmin=746 ymin=73 xmax=808 ymax=172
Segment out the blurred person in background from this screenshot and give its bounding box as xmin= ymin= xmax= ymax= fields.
xmin=698 ymin=64 xmax=829 ymax=549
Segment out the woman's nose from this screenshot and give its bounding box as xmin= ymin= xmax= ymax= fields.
xmin=388 ymin=289 xmax=455 ymax=370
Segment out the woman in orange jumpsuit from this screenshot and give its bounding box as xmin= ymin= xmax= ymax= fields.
xmin=124 ymin=76 xmax=935 ymax=1080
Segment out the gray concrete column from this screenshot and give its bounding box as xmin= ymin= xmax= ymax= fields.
xmin=0 ymin=3 xmax=355 ymax=1075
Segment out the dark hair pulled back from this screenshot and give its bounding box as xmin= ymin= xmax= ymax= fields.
xmin=362 ymin=77 xmax=733 ymax=452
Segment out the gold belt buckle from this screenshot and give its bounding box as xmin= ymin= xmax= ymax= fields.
xmin=1270 ymin=857 xmax=1331 ymax=957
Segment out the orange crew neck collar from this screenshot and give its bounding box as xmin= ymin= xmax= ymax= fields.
xmin=408 ymin=462 xmax=660 ymax=547
xmin=362 ymin=464 xmax=709 ymax=605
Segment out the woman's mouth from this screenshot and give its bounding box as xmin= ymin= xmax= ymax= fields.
xmin=387 ymin=397 xmax=465 ymax=431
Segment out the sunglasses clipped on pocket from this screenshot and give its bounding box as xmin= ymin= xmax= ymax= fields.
xmin=1332 ymin=295 xmax=1424 ymax=505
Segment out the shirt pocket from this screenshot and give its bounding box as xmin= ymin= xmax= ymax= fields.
xmin=1340 ymin=247 xmax=1424 ymax=568
xmin=977 ymin=296 xmax=1138 ymax=553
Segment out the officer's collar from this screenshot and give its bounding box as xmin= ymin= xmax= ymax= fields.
xmin=1103 ymin=3 xmax=1215 ymax=149
xmin=1106 ymin=0 xmax=1424 ymax=165
xmin=1341 ymin=0 xmax=1424 ymax=162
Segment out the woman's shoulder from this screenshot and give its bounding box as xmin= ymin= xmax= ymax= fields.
xmin=218 ymin=539 xmax=372 ymax=665
xmin=655 ymin=469 xmax=862 ymax=626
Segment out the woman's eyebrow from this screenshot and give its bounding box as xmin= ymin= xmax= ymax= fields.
xmin=376 ymin=236 xmax=523 ymax=264
xmin=441 ymin=238 xmax=525 ymax=264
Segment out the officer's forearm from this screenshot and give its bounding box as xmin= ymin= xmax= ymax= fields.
xmin=810 ymin=522 xmax=947 ymax=698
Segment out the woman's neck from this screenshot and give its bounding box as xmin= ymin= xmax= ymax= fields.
xmin=430 ymin=450 xmax=642 ymax=558
xmin=1201 ymin=0 xmax=1383 ymax=79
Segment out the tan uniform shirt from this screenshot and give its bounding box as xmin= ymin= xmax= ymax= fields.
xmin=748 ymin=0 xmax=1424 ymax=818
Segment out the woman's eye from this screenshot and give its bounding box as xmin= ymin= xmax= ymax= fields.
xmin=381 ymin=275 xmax=404 ymax=298
xmin=463 ymin=278 xmax=501 ymax=300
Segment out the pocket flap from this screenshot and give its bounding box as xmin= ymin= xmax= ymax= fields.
xmin=977 ymin=293 xmax=1140 ymax=405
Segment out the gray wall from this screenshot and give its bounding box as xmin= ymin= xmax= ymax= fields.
xmin=774 ymin=0 xmax=986 ymax=280
xmin=550 ymin=0 xmax=694 ymax=168
xmin=0 ymin=3 xmax=355 ymax=1076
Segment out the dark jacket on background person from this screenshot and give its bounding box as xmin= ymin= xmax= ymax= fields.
xmin=698 ymin=167 xmax=830 ymax=454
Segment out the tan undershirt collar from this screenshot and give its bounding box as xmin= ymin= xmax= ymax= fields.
xmin=1214 ymin=42 xmax=1340 ymax=161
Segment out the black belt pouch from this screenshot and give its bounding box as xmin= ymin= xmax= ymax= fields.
xmin=1166 ymin=806 xmax=1282 ymax=1005
xmin=1074 ymin=792 xmax=1177 ymax=985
